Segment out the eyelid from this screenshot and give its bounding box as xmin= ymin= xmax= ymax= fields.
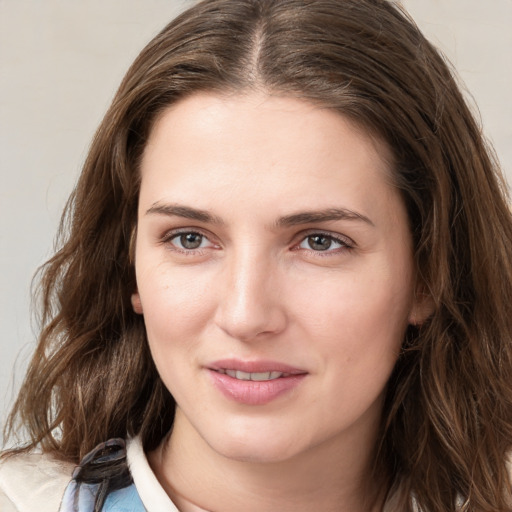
xmin=160 ymin=227 xmax=220 ymax=250
xmin=294 ymin=229 xmax=356 ymax=249
xmin=161 ymin=225 xmax=212 ymax=240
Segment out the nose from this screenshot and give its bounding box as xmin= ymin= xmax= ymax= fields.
xmin=213 ymin=248 xmax=287 ymax=342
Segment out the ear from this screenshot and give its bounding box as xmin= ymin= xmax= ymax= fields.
xmin=131 ymin=291 xmax=144 ymax=315
xmin=408 ymin=284 xmax=435 ymax=326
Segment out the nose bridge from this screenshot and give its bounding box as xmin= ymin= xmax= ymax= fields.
xmin=215 ymin=243 xmax=285 ymax=341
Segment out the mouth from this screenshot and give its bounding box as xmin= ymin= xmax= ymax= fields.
xmin=208 ymin=359 xmax=307 ymax=378
xmin=207 ymin=359 xmax=308 ymax=405
xmin=213 ymin=369 xmax=293 ymax=381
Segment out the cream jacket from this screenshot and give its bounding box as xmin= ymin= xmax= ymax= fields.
xmin=0 ymin=437 xmax=178 ymax=512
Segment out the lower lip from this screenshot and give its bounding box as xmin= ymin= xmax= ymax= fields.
xmin=208 ymin=370 xmax=306 ymax=405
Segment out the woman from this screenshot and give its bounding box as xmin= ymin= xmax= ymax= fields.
xmin=1 ymin=0 xmax=512 ymax=510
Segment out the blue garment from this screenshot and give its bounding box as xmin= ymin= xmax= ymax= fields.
xmin=59 ymin=439 xmax=146 ymax=512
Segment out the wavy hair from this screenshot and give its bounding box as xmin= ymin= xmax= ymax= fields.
xmin=4 ymin=0 xmax=512 ymax=510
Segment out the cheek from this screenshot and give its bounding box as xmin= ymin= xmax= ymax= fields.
xmin=294 ymin=265 xmax=413 ymax=363
xmin=136 ymin=265 xmax=217 ymax=396
xmin=136 ymin=264 xmax=217 ymax=349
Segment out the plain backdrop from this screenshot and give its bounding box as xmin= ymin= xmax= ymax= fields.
xmin=1 ymin=0 xmax=511 ymax=440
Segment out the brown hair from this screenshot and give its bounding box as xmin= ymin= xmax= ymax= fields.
xmin=4 ymin=0 xmax=512 ymax=510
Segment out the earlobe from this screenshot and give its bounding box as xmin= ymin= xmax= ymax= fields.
xmin=131 ymin=292 xmax=143 ymax=314
xmin=409 ymin=289 xmax=435 ymax=326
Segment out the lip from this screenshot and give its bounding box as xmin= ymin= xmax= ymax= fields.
xmin=208 ymin=359 xmax=307 ymax=375
xmin=207 ymin=359 xmax=308 ymax=406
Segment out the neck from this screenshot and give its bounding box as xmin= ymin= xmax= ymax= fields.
xmin=148 ymin=410 xmax=387 ymax=512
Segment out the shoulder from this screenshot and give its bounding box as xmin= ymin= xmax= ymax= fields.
xmin=0 ymin=451 xmax=74 ymax=512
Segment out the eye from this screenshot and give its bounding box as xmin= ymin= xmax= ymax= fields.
xmin=298 ymin=233 xmax=351 ymax=252
xmin=165 ymin=231 xmax=214 ymax=251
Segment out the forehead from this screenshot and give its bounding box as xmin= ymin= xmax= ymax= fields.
xmin=138 ymin=92 xmax=401 ymax=226
xmin=142 ymin=92 xmax=394 ymax=176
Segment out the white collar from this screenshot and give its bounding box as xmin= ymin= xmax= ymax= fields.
xmin=126 ymin=436 xmax=179 ymax=512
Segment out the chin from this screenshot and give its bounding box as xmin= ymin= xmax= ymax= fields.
xmin=204 ymin=421 xmax=308 ymax=464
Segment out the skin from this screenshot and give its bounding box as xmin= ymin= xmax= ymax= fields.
xmin=132 ymin=92 xmax=429 ymax=512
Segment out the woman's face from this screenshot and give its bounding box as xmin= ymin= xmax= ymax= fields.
xmin=133 ymin=92 xmax=425 ymax=463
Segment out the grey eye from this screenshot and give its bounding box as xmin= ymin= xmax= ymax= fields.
xmin=177 ymin=232 xmax=204 ymax=250
xmin=298 ymin=234 xmax=347 ymax=252
xmin=307 ymin=235 xmax=334 ymax=251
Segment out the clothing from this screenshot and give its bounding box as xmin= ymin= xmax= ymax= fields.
xmin=0 ymin=437 xmax=401 ymax=512
xmin=0 ymin=437 xmax=178 ymax=512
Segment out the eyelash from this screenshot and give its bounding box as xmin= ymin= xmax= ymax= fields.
xmin=160 ymin=229 xmax=355 ymax=256
xmin=160 ymin=229 xmax=217 ymax=255
xmin=295 ymin=231 xmax=354 ymax=255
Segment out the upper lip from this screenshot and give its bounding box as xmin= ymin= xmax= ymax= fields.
xmin=208 ymin=359 xmax=308 ymax=375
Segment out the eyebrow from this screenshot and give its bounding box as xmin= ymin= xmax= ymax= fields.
xmin=146 ymin=203 xmax=224 ymax=224
xmin=276 ymin=208 xmax=374 ymax=228
xmin=146 ymin=203 xmax=374 ymax=228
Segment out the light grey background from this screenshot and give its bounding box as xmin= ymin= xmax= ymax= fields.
xmin=1 ymin=0 xmax=511 ymax=437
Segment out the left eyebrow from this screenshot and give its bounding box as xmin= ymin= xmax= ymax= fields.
xmin=275 ymin=208 xmax=374 ymax=228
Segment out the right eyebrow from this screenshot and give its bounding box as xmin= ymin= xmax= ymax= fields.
xmin=145 ymin=202 xmax=224 ymax=225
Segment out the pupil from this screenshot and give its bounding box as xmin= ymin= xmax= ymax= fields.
xmin=181 ymin=233 xmax=202 ymax=249
xmin=308 ymin=235 xmax=331 ymax=251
